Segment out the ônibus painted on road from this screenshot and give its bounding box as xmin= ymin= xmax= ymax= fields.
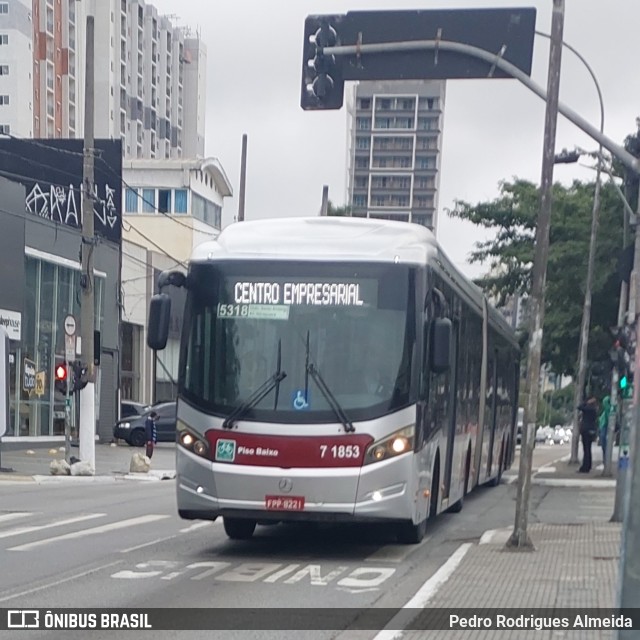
xmin=147 ymin=217 xmax=520 ymax=544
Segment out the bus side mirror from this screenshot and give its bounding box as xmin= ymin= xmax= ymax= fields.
xmin=430 ymin=317 xmax=452 ymax=374
xmin=148 ymin=293 xmax=171 ymax=351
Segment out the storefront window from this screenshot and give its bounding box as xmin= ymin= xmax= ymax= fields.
xmin=9 ymin=256 xmax=104 ymax=438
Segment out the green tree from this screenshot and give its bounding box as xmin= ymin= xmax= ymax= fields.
xmin=449 ymin=179 xmax=624 ymax=376
xmin=326 ymin=200 xmax=352 ymax=217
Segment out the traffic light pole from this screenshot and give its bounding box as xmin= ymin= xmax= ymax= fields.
xmin=604 ymin=284 xmax=628 ymax=478
xmin=64 ymin=354 xmax=71 ymax=463
xmin=79 ymin=14 xmax=96 ymax=472
xmin=616 ymin=180 xmax=640 ymax=637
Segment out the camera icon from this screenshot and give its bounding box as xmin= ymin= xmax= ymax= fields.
xmin=8 ymin=610 xmax=40 ymax=628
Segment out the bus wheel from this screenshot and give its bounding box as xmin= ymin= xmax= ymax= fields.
xmin=223 ymin=517 xmax=256 ymax=540
xmin=448 ymin=497 xmax=463 ymax=513
xmin=396 ymin=517 xmax=427 ymax=544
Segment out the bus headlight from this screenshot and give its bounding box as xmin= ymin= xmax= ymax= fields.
xmin=177 ymin=421 xmax=209 ymax=458
xmin=364 ymin=425 xmax=415 ymax=465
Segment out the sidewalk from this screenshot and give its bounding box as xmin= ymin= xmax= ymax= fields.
xmin=388 ymin=445 xmax=625 ymax=639
xmin=0 ymin=441 xmax=176 ymax=483
xmin=505 ymin=442 xmax=618 ymax=488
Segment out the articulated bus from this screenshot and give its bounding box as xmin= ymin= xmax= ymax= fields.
xmin=148 ymin=217 xmax=520 ymax=544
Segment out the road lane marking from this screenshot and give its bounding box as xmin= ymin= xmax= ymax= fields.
xmin=0 ymin=514 xmax=106 ymax=539
xmin=0 ymin=512 xmax=34 ymax=523
xmin=7 ymin=515 xmax=170 ymax=551
xmin=372 ymin=543 xmax=472 ymax=640
xmin=0 ymin=560 xmax=123 ymax=603
xmin=120 ymin=520 xmax=216 ymax=553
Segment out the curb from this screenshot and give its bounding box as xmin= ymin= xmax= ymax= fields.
xmin=0 ymin=470 xmax=176 ymax=484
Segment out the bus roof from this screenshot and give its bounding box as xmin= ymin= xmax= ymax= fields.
xmin=190 ymin=217 xmax=517 ymax=346
xmin=192 ymin=217 xmax=439 ymax=265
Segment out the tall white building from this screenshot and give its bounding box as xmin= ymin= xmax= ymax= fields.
xmin=94 ymin=0 xmax=206 ymax=159
xmin=346 ymin=80 xmax=446 ymax=233
xmin=0 ymin=0 xmax=205 ymax=159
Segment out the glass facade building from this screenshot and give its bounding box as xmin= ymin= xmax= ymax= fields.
xmin=7 ymin=254 xmax=104 ymax=437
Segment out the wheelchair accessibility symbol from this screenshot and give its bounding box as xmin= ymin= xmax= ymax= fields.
xmin=292 ymin=390 xmax=310 ymax=410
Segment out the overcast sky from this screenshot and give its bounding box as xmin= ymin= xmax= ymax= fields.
xmin=151 ymin=0 xmax=640 ymax=279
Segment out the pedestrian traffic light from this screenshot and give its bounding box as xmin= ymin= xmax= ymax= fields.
xmin=619 ymin=371 xmax=634 ymax=398
xmin=300 ymin=16 xmax=345 ymax=110
xmin=54 ymin=364 xmax=68 ymax=395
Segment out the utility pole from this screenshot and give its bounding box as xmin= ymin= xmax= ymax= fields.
xmin=320 ymin=185 xmax=329 ymax=216
xmin=507 ymin=0 xmax=565 ymax=550
xmin=237 ymin=133 xmax=247 ymax=222
xmin=604 ymin=283 xmax=627 ymax=478
xmin=79 ymin=13 xmax=96 ymax=472
xmin=617 ymin=180 xmax=640 ymax=636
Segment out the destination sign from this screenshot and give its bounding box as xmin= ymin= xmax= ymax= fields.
xmin=233 ymin=281 xmax=365 ymax=306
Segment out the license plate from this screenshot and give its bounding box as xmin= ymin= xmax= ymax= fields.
xmin=265 ymin=495 xmax=305 ymax=511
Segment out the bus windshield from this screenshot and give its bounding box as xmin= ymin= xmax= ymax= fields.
xmin=180 ymin=261 xmax=416 ymax=423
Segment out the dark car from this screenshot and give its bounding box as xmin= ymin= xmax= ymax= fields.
xmin=113 ymin=401 xmax=177 ymax=447
xmin=120 ymin=400 xmax=151 ymax=420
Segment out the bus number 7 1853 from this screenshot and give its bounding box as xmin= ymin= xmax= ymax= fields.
xmin=320 ymin=444 xmax=361 ymax=459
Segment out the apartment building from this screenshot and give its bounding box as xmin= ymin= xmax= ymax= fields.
xmin=0 ymin=0 xmax=204 ymax=159
xmin=97 ymin=0 xmax=206 ymax=159
xmin=347 ymin=80 xmax=446 ymax=233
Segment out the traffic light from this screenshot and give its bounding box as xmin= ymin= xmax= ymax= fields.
xmin=71 ymin=360 xmax=88 ymax=393
xmin=301 ymin=16 xmax=344 ymax=110
xmin=619 ymin=370 xmax=634 ymax=398
xmin=54 ymin=364 xmax=68 ymax=395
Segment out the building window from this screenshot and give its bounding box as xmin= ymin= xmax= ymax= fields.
xmin=158 ymin=189 xmax=171 ymax=214
xmin=125 ymin=188 xmax=138 ymax=213
xmin=354 ymin=176 xmax=368 ymax=189
xmin=0 ymin=34 xmax=8 ymax=45
xmin=0 ymin=4 xmax=8 ymax=14
xmin=0 ymin=65 xmax=8 ymax=75
xmin=0 ymin=124 xmax=9 ymax=134
xmin=353 ymin=194 xmax=366 ymax=207
xmin=358 ymin=98 xmax=371 ymax=109
xmin=174 ymin=189 xmax=187 ymax=213
xmin=356 ymin=137 xmax=370 ymax=150
xmin=0 ymin=95 xmax=8 ymax=105
xmin=356 ymin=117 xmax=370 ymax=130
xmin=142 ymin=188 xmax=155 ymax=212
xmin=416 ymin=156 xmax=436 ymax=169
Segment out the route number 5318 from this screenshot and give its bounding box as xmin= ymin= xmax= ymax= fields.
xmin=320 ymin=444 xmax=361 ymax=459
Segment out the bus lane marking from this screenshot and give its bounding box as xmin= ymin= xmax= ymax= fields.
xmin=110 ymin=560 xmax=396 ymax=592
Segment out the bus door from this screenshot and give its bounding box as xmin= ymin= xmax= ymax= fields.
xmin=486 ymin=350 xmax=499 ymax=476
xmin=442 ymin=320 xmax=459 ymax=500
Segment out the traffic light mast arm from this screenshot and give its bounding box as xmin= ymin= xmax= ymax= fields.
xmin=324 ymin=38 xmax=640 ymax=175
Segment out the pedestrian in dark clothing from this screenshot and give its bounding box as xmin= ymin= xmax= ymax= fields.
xmin=145 ymin=411 xmax=158 ymax=459
xmin=577 ymin=397 xmax=598 ymax=472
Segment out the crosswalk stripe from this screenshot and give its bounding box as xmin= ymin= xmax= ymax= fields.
xmin=7 ymin=515 xmax=170 ymax=551
xmin=0 ymin=513 xmax=33 ymax=524
xmin=0 ymin=514 xmax=106 ymax=540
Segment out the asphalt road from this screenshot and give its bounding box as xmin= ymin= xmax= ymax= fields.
xmin=0 ymin=443 xmax=610 ymax=640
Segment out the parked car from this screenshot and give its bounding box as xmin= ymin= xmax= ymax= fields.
xmin=120 ymin=400 xmax=151 ymax=420
xmin=113 ymin=401 xmax=177 ymax=447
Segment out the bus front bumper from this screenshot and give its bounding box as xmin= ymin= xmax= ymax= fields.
xmin=176 ymin=445 xmax=417 ymax=523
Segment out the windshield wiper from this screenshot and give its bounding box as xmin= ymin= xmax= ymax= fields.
xmin=222 ymin=370 xmax=287 ymax=429
xmin=223 ymin=340 xmax=286 ymax=429
xmin=304 ymin=331 xmax=355 ymax=433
